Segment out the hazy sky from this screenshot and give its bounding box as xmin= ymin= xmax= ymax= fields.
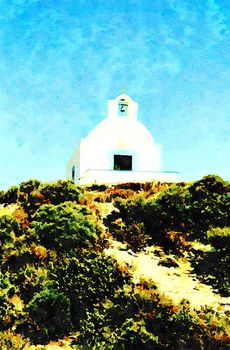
xmin=0 ymin=0 xmax=229 ymax=190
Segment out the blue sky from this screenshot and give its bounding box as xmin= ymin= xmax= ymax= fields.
xmin=0 ymin=0 xmax=229 ymax=190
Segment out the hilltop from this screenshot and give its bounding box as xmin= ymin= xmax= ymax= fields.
xmin=0 ymin=175 xmax=229 ymax=349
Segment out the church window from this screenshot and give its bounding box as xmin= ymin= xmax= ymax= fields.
xmin=72 ymin=165 xmax=75 ymax=181
xmin=114 ymin=155 xmax=132 ymax=170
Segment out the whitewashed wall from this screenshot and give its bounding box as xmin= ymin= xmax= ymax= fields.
xmin=67 ymin=95 xmax=177 ymax=184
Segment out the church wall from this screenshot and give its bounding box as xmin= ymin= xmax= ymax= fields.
xmin=66 ymin=141 xmax=81 ymax=182
xmin=75 ymin=139 xmax=162 ymax=184
xmin=67 ymin=94 xmax=178 ymax=185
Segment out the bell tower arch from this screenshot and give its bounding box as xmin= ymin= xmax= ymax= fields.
xmin=107 ymin=94 xmax=138 ymax=120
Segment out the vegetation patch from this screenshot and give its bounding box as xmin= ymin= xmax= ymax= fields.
xmin=0 ymin=175 xmax=229 ymax=349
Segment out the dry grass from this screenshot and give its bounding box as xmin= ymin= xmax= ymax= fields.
xmin=0 ymin=204 xmax=17 ymax=217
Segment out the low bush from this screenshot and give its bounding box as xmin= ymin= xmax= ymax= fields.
xmin=105 ymin=175 xmax=229 ymax=251
xmin=27 ymin=281 xmax=72 ymax=343
xmin=28 ymin=202 xmax=97 ymax=252
xmin=0 ymin=175 xmax=229 ymax=348
xmin=28 ymin=202 xmax=98 ymax=251
xmin=0 ymin=330 xmax=30 ymax=350
xmin=207 ymin=227 xmax=230 ymax=251
xmin=190 ymin=226 xmax=230 ymax=296
xmin=40 ymin=180 xmax=83 ymax=205
xmin=0 ymin=215 xmax=22 ymax=249
xmin=4 ymin=186 xmax=19 ymax=204
xmin=19 ymin=180 xmax=41 ymax=195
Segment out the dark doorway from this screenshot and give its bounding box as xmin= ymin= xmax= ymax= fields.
xmin=114 ymin=155 xmax=132 ymax=170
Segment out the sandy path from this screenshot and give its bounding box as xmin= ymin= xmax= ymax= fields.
xmin=105 ymin=243 xmax=230 ymax=311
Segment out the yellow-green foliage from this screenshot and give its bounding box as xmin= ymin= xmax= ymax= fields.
xmin=0 ymin=176 xmax=229 ymax=349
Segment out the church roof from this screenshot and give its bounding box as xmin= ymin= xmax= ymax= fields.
xmin=83 ymin=94 xmax=159 ymax=153
xmin=86 ymin=116 xmax=157 ymax=151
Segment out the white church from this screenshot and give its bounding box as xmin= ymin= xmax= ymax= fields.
xmin=67 ymin=94 xmax=178 ymax=185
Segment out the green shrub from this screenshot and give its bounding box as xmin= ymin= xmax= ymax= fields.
xmin=0 ymin=215 xmax=22 ymax=249
xmin=105 ymin=175 xmax=229 ymax=250
xmin=28 ymin=202 xmax=98 ymax=251
xmin=85 ymin=183 xmax=108 ymax=191
xmin=27 ymin=281 xmax=72 ymax=343
xmin=187 ymin=175 xmax=229 ymax=238
xmin=19 ymin=180 xmax=41 ymax=194
xmin=0 ymin=191 xmax=5 ymax=204
xmin=190 ymin=226 xmax=230 ymax=296
xmin=53 ymin=251 xmax=127 ymax=323
xmin=0 ymin=330 xmax=30 ymax=350
xmin=40 ymin=180 xmax=83 ymax=205
xmin=207 ymin=227 xmax=230 ymax=251
xmin=0 ymin=270 xmax=24 ymax=332
xmin=26 ymin=250 xmax=127 ymax=344
xmin=189 ymin=175 xmax=227 ymax=198
xmin=77 ymin=284 xmax=225 ymax=349
xmin=190 ymin=250 xmax=230 ymax=297
xmin=0 ymin=175 xmax=229 ymax=347
xmin=4 ymin=186 xmax=19 ymax=204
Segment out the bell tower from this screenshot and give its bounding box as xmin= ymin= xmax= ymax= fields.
xmin=107 ymin=94 xmax=138 ymax=120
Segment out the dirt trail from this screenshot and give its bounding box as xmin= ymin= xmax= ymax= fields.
xmin=104 ymin=242 xmax=230 ymax=311
xmin=97 ymin=201 xmax=230 ymax=312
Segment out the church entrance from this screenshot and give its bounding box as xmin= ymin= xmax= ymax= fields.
xmin=113 ymin=155 xmax=132 ymax=171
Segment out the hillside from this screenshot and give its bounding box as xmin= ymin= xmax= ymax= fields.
xmin=0 ymin=175 xmax=229 ymax=349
